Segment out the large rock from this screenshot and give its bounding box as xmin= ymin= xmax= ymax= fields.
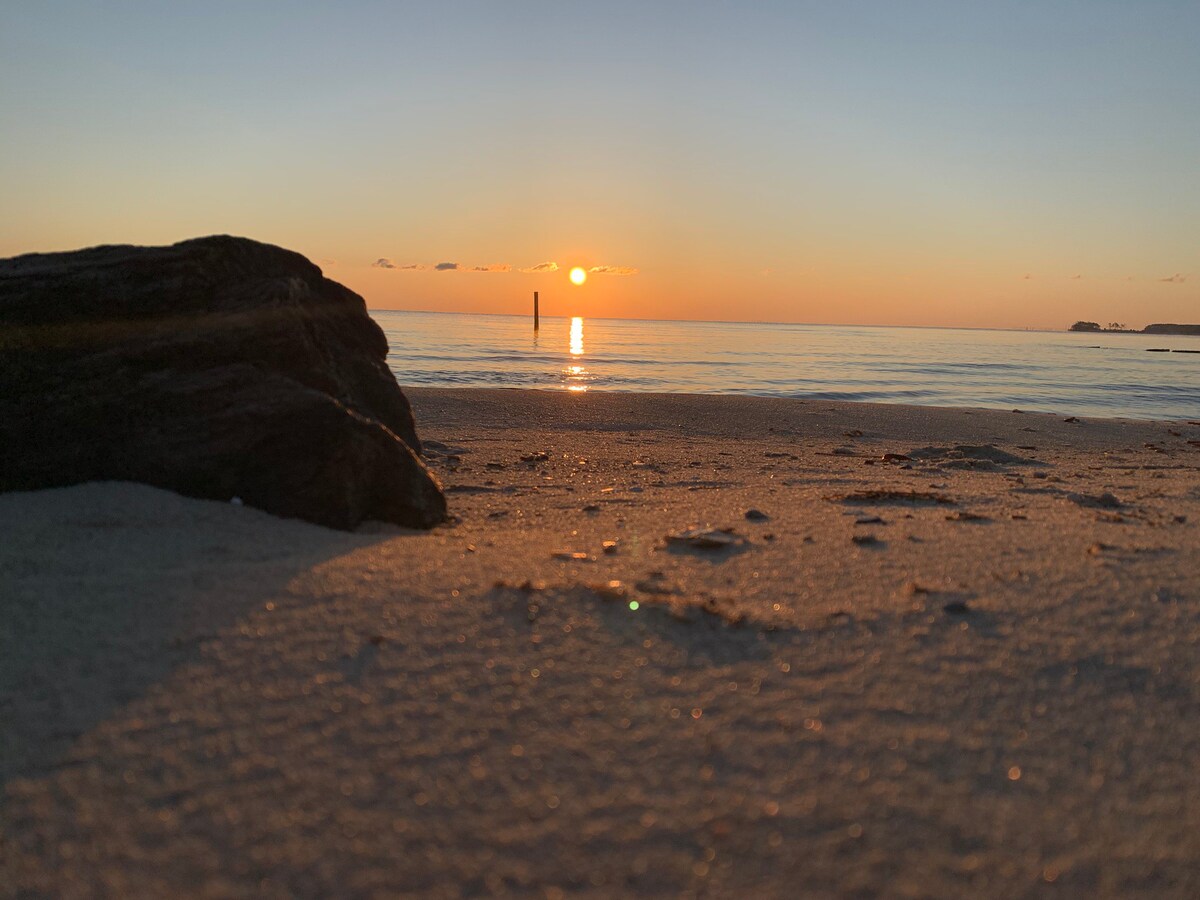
xmin=0 ymin=235 xmax=447 ymax=530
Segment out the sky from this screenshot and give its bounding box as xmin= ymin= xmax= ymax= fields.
xmin=2 ymin=1 xmax=1198 ymax=329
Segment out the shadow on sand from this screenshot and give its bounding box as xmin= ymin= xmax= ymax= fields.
xmin=0 ymin=482 xmax=402 ymax=786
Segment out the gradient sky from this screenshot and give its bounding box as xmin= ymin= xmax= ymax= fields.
xmin=2 ymin=1 xmax=1198 ymax=328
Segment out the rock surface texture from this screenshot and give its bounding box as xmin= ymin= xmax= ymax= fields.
xmin=0 ymin=235 xmax=446 ymax=529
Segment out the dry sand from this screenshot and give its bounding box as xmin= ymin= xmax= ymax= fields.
xmin=2 ymin=388 xmax=1200 ymax=898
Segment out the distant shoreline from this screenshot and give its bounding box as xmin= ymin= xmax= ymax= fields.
xmin=1070 ymin=321 xmax=1200 ymax=336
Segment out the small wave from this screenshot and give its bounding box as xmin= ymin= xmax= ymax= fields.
xmin=782 ymin=389 xmax=943 ymax=403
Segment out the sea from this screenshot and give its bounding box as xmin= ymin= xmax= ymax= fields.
xmin=371 ymin=310 xmax=1200 ymax=421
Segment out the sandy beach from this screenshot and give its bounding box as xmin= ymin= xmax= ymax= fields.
xmin=3 ymin=388 xmax=1199 ymax=898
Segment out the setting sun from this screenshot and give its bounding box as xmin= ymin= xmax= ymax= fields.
xmin=569 ymin=267 xmax=587 ymax=286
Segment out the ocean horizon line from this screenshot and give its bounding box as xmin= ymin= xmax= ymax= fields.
xmin=367 ymin=307 xmax=1072 ymax=335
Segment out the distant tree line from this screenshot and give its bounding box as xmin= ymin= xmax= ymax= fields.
xmin=1071 ymin=321 xmax=1200 ymax=335
xmin=1070 ymin=320 xmax=1128 ymax=332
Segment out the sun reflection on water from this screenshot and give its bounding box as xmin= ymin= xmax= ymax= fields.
xmin=569 ymin=316 xmax=584 ymax=356
xmin=564 ymin=317 xmax=589 ymax=391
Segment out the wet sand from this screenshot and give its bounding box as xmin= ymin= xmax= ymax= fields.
xmin=3 ymin=388 xmax=1200 ymax=898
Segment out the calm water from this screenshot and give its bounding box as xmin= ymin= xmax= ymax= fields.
xmin=372 ymin=310 xmax=1200 ymax=420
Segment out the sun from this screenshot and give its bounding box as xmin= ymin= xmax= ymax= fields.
xmin=569 ymin=266 xmax=587 ymax=286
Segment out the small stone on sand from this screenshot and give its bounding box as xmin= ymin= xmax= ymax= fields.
xmin=1068 ymin=492 xmax=1122 ymax=509
xmin=945 ymin=511 xmax=988 ymax=522
xmin=589 ymin=580 xmax=627 ymax=599
xmin=666 ymin=527 xmax=745 ymax=550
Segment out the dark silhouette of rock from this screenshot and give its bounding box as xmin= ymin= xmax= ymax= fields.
xmin=0 ymin=235 xmax=447 ymax=530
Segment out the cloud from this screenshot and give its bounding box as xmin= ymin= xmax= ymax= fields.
xmin=376 ymin=260 xmax=513 ymax=273
xmin=373 ymin=259 xmax=430 ymax=270
xmin=376 ymin=258 xmax=640 ymax=276
xmin=588 ymin=265 xmax=639 ymax=276
xmin=1159 ymin=273 xmax=1187 ymax=283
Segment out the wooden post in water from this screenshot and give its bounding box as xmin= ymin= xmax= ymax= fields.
xmin=533 ymin=291 xmax=539 ymax=330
